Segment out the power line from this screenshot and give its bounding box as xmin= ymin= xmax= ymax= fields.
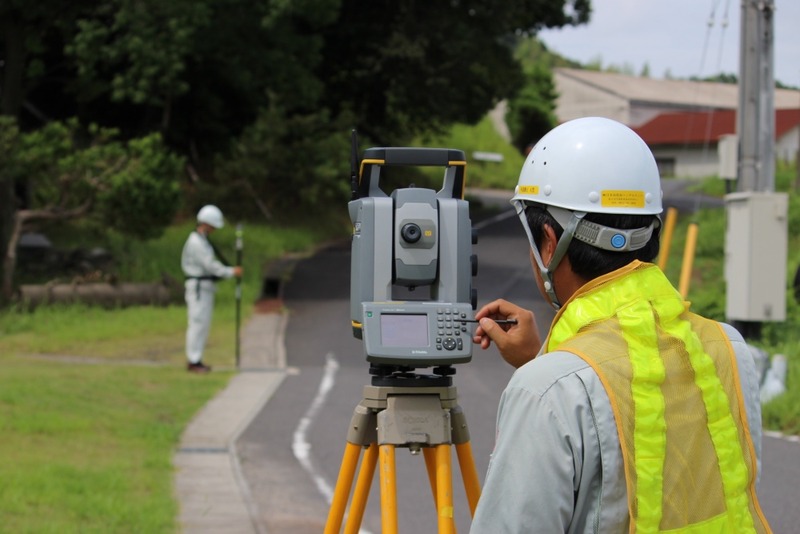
xmin=699 ymin=0 xmax=733 ymax=181
xmin=714 ymin=0 xmax=732 ymax=73
xmin=695 ymin=0 xmax=717 ymax=76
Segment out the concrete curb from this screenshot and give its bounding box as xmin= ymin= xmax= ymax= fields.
xmin=174 ymin=311 xmax=288 ymax=534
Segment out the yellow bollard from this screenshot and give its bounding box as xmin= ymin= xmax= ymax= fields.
xmin=658 ymin=207 xmax=678 ymax=271
xmin=678 ymin=223 xmax=699 ymax=299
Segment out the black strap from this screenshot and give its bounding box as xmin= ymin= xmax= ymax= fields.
xmin=185 ymin=275 xmax=219 ymax=299
xmin=207 ymin=237 xmax=231 ymax=266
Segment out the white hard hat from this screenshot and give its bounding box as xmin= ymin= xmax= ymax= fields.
xmin=512 ymin=116 xmax=662 ymax=215
xmin=511 ymin=117 xmax=662 ymax=310
xmin=197 ymin=205 xmax=225 ymax=229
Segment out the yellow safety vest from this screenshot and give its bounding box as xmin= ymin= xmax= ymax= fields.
xmin=545 ymin=261 xmax=771 ymax=534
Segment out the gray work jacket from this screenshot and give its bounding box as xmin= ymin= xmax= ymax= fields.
xmin=181 ymin=231 xmax=235 ymax=291
xmin=470 ymin=323 xmax=763 ymax=534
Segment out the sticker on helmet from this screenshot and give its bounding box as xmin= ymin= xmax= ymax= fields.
xmin=601 ymin=190 xmax=645 ymax=208
xmin=518 ymin=185 xmax=539 ymax=195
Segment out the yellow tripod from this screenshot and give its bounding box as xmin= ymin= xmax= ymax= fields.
xmin=324 ymin=373 xmax=481 ymax=534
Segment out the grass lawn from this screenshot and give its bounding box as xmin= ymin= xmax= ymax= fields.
xmin=0 ymin=296 xmax=241 ymax=533
xmin=0 ymin=357 xmax=230 ymax=533
xmin=0 ymin=219 xmax=344 ymax=533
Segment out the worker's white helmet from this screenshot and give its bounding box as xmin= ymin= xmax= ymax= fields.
xmin=511 ymin=117 xmax=663 ymax=310
xmin=197 ymin=205 xmax=225 ymax=229
xmin=512 ymin=116 xmax=662 ymax=215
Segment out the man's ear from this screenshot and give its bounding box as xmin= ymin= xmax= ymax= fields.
xmin=540 ymin=224 xmax=558 ymax=266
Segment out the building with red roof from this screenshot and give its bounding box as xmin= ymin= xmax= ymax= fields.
xmin=632 ymin=108 xmax=800 ymax=177
xmin=553 ymin=68 xmax=800 ymax=178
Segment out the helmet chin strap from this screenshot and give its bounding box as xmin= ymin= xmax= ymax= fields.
xmin=514 ymin=201 xmax=585 ymax=311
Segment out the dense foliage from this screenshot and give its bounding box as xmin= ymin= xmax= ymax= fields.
xmin=0 ymin=117 xmax=183 ymax=297
xmin=0 ymin=0 xmax=591 ymax=298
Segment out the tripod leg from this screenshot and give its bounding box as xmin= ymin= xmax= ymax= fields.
xmin=324 ymin=442 xmax=362 ymax=534
xmin=379 ymin=444 xmax=399 ymax=534
xmin=455 ymin=441 xmax=481 ymax=516
xmin=344 ymin=443 xmax=378 ymax=534
xmin=423 ymin=447 xmax=438 ymax=507
xmin=435 ymin=444 xmax=456 ymax=534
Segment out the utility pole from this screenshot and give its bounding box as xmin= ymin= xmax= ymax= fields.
xmin=725 ymin=0 xmax=786 ymax=338
xmin=736 ymin=0 xmax=775 ymax=193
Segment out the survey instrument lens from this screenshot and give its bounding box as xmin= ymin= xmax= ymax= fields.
xmin=401 ymin=223 xmax=422 ymax=243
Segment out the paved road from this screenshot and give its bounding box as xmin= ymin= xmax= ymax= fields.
xmin=236 ymin=193 xmax=799 ymax=533
xmin=237 ymin=207 xmax=549 ymax=533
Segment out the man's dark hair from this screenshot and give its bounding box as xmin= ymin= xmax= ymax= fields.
xmin=525 ymin=205 xmax=661 ymax=280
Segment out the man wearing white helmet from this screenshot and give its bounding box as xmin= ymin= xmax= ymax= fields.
xmin=181 ymin=205 xmax=242 ymax=373
xmin=470 ymin=118 xmax=771 ymax=532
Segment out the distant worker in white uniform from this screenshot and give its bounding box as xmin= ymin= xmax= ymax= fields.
xmin=181 ymin=205 xmax=242 ymax=373
xmin=470 ymin=118 xmax=771 ymax=533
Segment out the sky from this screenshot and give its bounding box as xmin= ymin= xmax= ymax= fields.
xmin=537 ymin=0 xmax=800 ymax=87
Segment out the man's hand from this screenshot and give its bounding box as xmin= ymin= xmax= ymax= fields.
xmin=233 ymin=266 xmax=243 ymax=278
xmin=472 ymin=299 xmax=541 ymax=368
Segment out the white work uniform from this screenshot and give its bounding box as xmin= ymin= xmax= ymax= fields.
xmin=470 ymin=323 xmax=763 ymax=533
xmin=181 ymin=230 xmax=235 ymax=364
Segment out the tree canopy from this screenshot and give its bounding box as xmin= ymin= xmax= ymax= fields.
xmin=0 ymin=0 xmax=591 ymax=296
xmin=0 ymin=117 xmax=183 ymax=298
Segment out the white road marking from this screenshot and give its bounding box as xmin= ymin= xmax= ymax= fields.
xmin=292 ymin=352 xmax=339 ymax=501
xmin=291 ymin=352 xmax=374 ymax=534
